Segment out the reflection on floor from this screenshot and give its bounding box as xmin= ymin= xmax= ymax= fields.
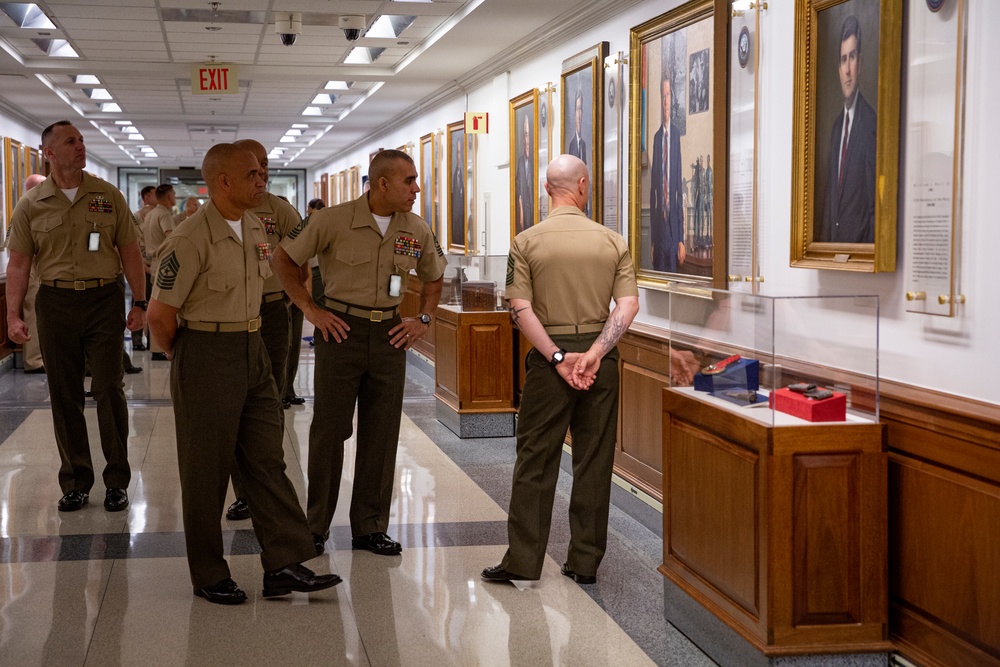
xmin=0 ymin=343 xmax=715 ymax=666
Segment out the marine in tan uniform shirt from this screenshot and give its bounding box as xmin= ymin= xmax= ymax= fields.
xmin=224 ymin=139 xmax=305 ymax=522
xmin=143 ymin=184 xmax=178 ymax=357
xmin=147 ymin=142 xmax=339 ymax=605
xmin=273 ymin=149 xmax=446 ymax=557
xmin=482 ymin=155 xmax=639 ymax=585
xmin=5 ymin=120 xmax=146 ymax=514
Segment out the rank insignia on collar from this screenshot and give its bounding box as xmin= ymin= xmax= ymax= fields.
xmin=88 ymin=196 xmax=113 ymax=214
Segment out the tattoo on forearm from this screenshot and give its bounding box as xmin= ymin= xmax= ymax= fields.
xmin=509 ymin=305 xmax=528 ymax=327
xmin=596 ymin=313 xmax=626 ymax=356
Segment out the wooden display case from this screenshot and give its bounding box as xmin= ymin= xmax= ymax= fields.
xmin=661 ymin=388 xmax=889 ymax=657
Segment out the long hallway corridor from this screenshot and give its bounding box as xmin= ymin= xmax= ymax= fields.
xmin=0 ymin=341 xmax=714 ymax=666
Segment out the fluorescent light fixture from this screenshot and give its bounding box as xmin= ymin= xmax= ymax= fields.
xmin=122 ymin=126 xmax=139 ymax=134
xmin=284 ymin=129 xmax=302 ymax=136
xmin=45 ymin=39 xmax=79 ymax=58
xmin=101 ymin=102 xmax=122 ymax=112
xmin=145 ymin=153 xmax=157 ymax=158
xmin=279 ymin=136 xmax=295 ymax=143
xmin=311 ymin=94 xmax=334 ymax=105
xmin=291 ymin=123 xmax=309 ymax=129
xmin=345 ymin=47 xmax=373 ymax=65
xmin=86 ymin=88 xmax=112 ymax=100
xmin=114 ymin=120 xmax=132 ymax=125
xmin=324 ymin=81 xmax=350 ymax=90
xmin=0 ymin=3 xmax=56 ymax=29
xmin=75 ymin=74 xmax=100 ymax=85
xmin=128 ymin=134 xmax=144 ymax=140
xmin=301 ymin=106 xmax=323 ymax=116
xmin=367 ymin=15 xmax=415 ymax=39
xmin=140 ymin=147 xmax=155 ymax=153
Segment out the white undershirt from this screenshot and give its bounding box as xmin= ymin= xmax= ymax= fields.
xmin=226 ymin=218 xmax=243 ymax=242
xmin=61 ymin=187 xmax=78 ymax=202
xmin=372 ymin=213 xmax=392 ymax=236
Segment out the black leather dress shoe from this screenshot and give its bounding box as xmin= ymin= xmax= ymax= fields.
xmin=58 ymin=490 xmax=89 ymax=512
xmin=560 ymin=563 xmax=597 ymax=585
xmin=225 ymin=498 xmax=250 ymax=521
xmin=481 ymin=564 xmax=534 ymax=582
xmin=351 ymin=531 xmax=402 ymax=556
xmin=125 ymin=365 xmax=143 ymax=374
xmin=313 ymin=533 xmax=327 ymax=556
xmin=104 ymin=488 xmax=129 ymax=512
xmin=195 ymin=578 xmax=247 ymax=605
xmin=285 ymin=395 xmax=306 ymax=405
xmin=262 ymin=563 xmax=342 ymax=598
xmin=151 ymin=352 xmax=168 ymax=361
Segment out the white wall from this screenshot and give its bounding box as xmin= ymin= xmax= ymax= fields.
xmin=313 ymin=0 xmax=1000 ymax=403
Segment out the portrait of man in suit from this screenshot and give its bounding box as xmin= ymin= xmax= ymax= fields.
xmin=568 ymin=88 xmax=587 ymax=164
xmin=449 ymin=129 xmax=465 ymax=249
xmin=649 ymin=74 xmax=685 ymax=272
xmin=514 ymin=113 xmax=535 ymax=234
xmin=818 ymin=14 xmax=877 ymax=244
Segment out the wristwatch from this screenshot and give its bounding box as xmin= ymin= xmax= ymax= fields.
xmin=550 ymin=349 xmax=567 ymax=366
xmin=133 ymin=300 xmax=148 ymax=311
xmin=419 ymin=313 xmax=432 ymax=325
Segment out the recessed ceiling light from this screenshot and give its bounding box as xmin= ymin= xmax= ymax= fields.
xmin=75 ymin=74 xmax=100 ymax=85
xmin=291 ymin=123 xmax=309 ymax=129
xmin=128 ymin=134 xmax=144 ymax=141
xmin=114 ymin=120 xmax=132 ymax=125
xmin=324 ymin=81 xmax=350 ymax=90
xmin=101 ymin=102 xmax=122 ymax=112
xmin=302 ymin=107 xmax=323 ymax=116
xmin=284 ymin=129 xmax=302 ymax=136
xmin=87 ymin=88 xmax=112 ymax=100
xmin=279 ymin=136 xmax=295 ymax=143
xmin=311 ymin=94 xmax=334 ymax=105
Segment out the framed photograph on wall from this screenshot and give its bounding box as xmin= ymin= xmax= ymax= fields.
xmin=790 ymin=0 xmax=901 ymax=272
xmin=561 ymin=41 xmax=609 ymax=223
xmin=446 ymin=121 xmax=467 ymax=253
xmin=510 ymin=88 xmax=539 ymax=238
xmin=339 ymin=170 xmax=350 ymax=204
xmin=628 ymin=0 xmax=728 ymax=290
xmin=419 ymin=132 xmax=436 ymax=236
xmin=349 ymin=165 xmax=360 ymax=200
xmin=4 ymin=138 xmax=24 ymax=229
xmin=320 ymin=173 xmax=329 ymax=206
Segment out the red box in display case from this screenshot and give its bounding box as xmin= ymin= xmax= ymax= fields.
xmin=770 ymin=387 xmax=847 ymax=422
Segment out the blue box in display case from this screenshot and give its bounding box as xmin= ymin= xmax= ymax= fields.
xmin=693 ymin=357 xmax=760 ymax=393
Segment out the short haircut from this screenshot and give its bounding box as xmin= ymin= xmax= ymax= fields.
xmin=155 ymin=184 xmax=174 ymax=199
xmin=41 ymin=120 xmax=75 ymax=147
xmin=840 ymin=15 xmax=861 ymax=54
xmin=140 ymin=185 xmax=156 ymax=197
xmin=368 ymin=149 xmax=414 ymax=185
xmin=308 ymin=198 xmax=325 ymax=210
xmin=575 ymin=88 xmax=584 ymax=109
xmin=202 ymin=143 xmax=251 ymax=190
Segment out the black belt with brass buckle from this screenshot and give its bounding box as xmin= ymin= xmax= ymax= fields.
xmin=323 ymin=298 xmax=398 ymax=322
xmin=261 ymin=292 xmax=284 ymax=304
xmin=41 ymin=277 xmax=116 ymax=291
xmin=181 ymin=318 xmax=262 ymax=333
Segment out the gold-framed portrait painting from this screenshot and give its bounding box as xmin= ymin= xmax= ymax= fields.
xmin=446 ymin=121 xmax=467 ymax=253
xmin=791 ymin=0 xmax=901 ymax=272
xmin=320 ymin=172 xmax=329 ymax=206
xmin=419 ymin=132 xmax=437 ymax=237
xmin=4 ymin=137 xmax=25 ymax=229
xmin=561 ymin=41 xmax=609 ymax=223
xmin=628 ymin=0 xmax=728 ymax=290
xmin=510 ymin=89 xmax=539 ymax=238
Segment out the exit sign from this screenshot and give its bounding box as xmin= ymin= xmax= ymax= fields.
xmin=192 ymin=64 xmax=239 ymax=94
xmin=465 ymin=112 xmax=488 ymax=134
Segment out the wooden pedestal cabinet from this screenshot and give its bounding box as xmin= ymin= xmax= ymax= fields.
xmin=661 ymin=389 xmax=890 ymax=657
xmin=433 ymin=304 xmax=514 ymax=414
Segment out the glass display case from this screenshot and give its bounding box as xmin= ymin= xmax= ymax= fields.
xmin=666 ymin=286 xmax=879 ymax=425
xmin=441 ymin=253 xmax=509 ymax=311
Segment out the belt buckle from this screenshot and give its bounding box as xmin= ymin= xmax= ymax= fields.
xmin=369 ymin=310 xmax=383 ymax=322
xmin=248 ymin=319 xmax=260 ymax=333
xmin=73 ymin=280 xmax=87 ymax=291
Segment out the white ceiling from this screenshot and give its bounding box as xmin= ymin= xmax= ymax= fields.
xmin=0 ymin=0 xmax=618 ymax=170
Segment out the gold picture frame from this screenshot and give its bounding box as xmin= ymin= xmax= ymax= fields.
xmin=339 ymin=170 xmax=349 ymax=204
xmin=628 ymin=0 xmax=728 ymax=290
xmin=419 ymin=132 xmax=437 ymax=238
xmin=510 ymin=88 xmax=539 ymax=238
xmin=790 ymin=0 xmax=902 ymax=272
xmin=320 ymin=173 xmax=329 ymax=206
xmin=446 ymin=121 xmax=467 ymax=253
xmin=561 ymin=41 xmax=609 ymax=223
xmin=349 ymin=165 xmax=360 ymax=199
xmin=4 ymin=138 xmax=25 ymax=230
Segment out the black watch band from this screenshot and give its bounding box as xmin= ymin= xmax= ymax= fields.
xmin=419 ymin=313 xmax=432 ymax=325
xmin=550 ymin=349 xmax=567 ymax=366
xmin=133 ymin=300 xmax=148 ymax=311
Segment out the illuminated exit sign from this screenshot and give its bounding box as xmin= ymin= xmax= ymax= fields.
xmin=192 ymin=64 xmax=239 ymax=94
xmin=465 ymin=112 xmax=488 ymax=134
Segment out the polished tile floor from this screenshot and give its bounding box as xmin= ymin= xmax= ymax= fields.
xmin=0 ymin=341 xmax=715 ymax=666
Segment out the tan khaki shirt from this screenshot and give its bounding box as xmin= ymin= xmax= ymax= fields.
xmin=151 ymin=200 xmax=271 ymax=324
xmin=281 ymin=194 xmax=446 ymax=309
xmin=251 ymin=191 xmax=301 ymax=295
xmin=144 ymin=203 xmax=175 ymax=261
xmin=505 ymin=205 xmax=638 ymax=326
xmin=135 ymin=203 xmax=155 ymax=222
xmin=7 ymin=172 xmax=138 ymax=281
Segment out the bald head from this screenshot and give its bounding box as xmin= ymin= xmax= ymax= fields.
xmin=201 ymin=143 xmax=265 ymax=216
xmin=544 ymin=154 xmax=589 ymax=211
xmin=232 ymin=139 xmax=269 ymax=183
xmin=24 ymin=173 xmax=46 ymax=191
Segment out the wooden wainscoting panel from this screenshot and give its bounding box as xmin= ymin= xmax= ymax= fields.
xmin=433 ymin=309 xmax=459 ymax=408
xmin=791 ymin=454 xmax=861 ymax=626
xmin=619 ymin=360 xmax=669 ymax=497
xmin=889 ymin=453 xmax=1000 ymax=665
xmin=666 ymin=418 xmax=760 ymax=617
xmin=466 ymin=322 xmax=513 ymax=408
